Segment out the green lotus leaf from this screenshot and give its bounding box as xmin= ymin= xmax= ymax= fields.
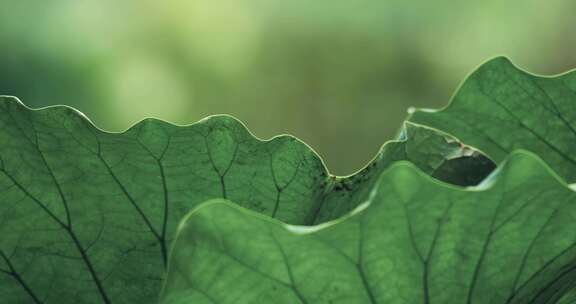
xmin=0 ymin=97 xmax=489 ymax=303
xmin=162 ymin=151 xmax=576 ymax=304
xmin=410 ymin=57 xmax=576 ymax=181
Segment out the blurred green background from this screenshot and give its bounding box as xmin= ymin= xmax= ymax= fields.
xmin=1 ymin=0 xmax=575 ymax=175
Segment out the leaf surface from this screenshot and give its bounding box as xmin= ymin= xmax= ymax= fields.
xmin=162 ymin=151 xmax=576 ymax=304
xmin=0 ymin=97 xmax=491 ymax=303
xmin=410 ymin=57 xmax=576 ymax=181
